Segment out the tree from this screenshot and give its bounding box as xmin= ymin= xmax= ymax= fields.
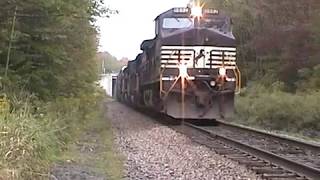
xmin=0 ymin=0 xmax=112 ymax=98
xmin=205 ymin=0 xmax=320 ymax=89
xmin=97 ymin=52 xmax=127 ymax=74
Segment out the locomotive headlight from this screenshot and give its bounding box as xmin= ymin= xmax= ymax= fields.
xmin=210 ymin=81 xmax=216 ymax=87
xmin=191 ymin=6 xmax=202 ymax=17
xmin=179 ymin=62 xmax=188 ymax=78
xmin=219 ymin=67 xmax=227 ymax=77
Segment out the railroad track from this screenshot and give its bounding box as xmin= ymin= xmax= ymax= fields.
xmin=174 ymin=121 xmax=320 ymax=180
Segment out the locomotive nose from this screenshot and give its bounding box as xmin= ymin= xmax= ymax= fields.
xmin=194 ymin=91 xmax=210 ymax=108
xmin=161 ymin=28 xmax=236 ymax=47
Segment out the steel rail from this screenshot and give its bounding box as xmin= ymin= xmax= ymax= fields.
xmin=216 ymin=120 xmax=320 ymax=152
xmin=185 ymin=123 xmax=320 ymax=180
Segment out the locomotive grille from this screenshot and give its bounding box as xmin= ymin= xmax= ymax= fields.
xmin=160 ymin=49 xmax=195 ymax=68
xmin=161 ymin=46 xmax=236 ymax=69
xmin=207 ymin=49 xmax=236 ymax=69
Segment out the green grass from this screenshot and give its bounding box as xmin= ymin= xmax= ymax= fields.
xmin=0 ymin=98 xmax=60 ymax=179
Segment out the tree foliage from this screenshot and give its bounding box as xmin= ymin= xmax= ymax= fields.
xmin=205 ymin=0 xmax=320 ymax=90
xmin=203 ymin=0 xmax=320 ymax=135
xmin=0 ymin=0 xmax=110 ymax=99
xmin=97 ymin=52 xmax=128 ymax=74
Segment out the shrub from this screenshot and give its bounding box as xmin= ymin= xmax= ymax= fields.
xmin=236 ymin=87 xmax=320 ymax=138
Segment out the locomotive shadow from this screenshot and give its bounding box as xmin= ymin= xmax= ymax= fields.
xmin=137 ymin=108 xmax=182 ymax=126
xmin=136 ymin=106 xmax=218 ymax=127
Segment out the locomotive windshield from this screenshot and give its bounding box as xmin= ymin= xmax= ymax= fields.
xmin=161 ymin=16 xmax=231 ymax=36
xmin=163 ymin=18 xmax=193 ymax=29
xmin=200 ymin=17 xmax=230 ymax=31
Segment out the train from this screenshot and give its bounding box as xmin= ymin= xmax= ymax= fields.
xmin=115 ymin=5 xmax=241 ymax=120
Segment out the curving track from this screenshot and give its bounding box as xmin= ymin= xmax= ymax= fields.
xmin=177 ymin=121 xmax=320 ymax=180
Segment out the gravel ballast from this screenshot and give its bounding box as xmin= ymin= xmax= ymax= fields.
xmin=107 ymin=101 xmax=261 ymax=180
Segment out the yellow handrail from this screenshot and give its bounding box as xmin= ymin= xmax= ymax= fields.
xmin=233 ymin=66 xmax=241 ymax=94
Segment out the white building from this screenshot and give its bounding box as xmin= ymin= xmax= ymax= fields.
xmin=99 ymin=73 xmax=117 ymax=97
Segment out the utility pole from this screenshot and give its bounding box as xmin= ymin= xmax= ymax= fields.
xmin=102 ymin=58 xmax=105 ymax=74
xmin=4 ymin=6 xmax=18 ymax=78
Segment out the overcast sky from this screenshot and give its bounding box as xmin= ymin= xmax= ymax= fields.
xmin=97 ymin=0 xmax=190 ymax=60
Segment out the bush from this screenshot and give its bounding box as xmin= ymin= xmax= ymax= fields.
xmin=296 ymin=65 xmax=320 ymax=92
xmin=235 ymin=87 xmax=320 ymax=138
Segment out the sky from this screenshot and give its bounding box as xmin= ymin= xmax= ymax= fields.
xmin=97 ymin=0 xmax=190 ymax=60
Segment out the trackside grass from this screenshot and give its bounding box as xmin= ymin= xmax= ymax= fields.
xmin=235 ymin=89 xmax=320 ymax=141
xmin=0 ymin=89 xmax=123 ymax=179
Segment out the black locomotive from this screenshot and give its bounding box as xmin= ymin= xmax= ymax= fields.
xmin=116 ymin=6 xmax=241 ymax=120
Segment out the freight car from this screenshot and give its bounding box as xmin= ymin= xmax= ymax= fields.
xmin=116 ymin=5 xmax=241 ymax=120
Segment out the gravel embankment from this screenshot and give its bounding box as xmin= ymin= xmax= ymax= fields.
xmin=107 ymin=101 xmax=261 ymax=180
